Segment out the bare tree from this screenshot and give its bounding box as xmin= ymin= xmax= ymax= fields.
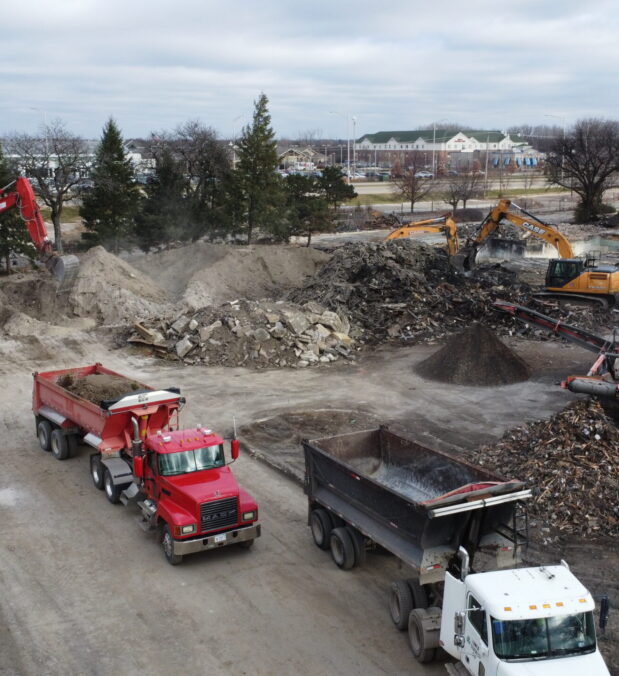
xmin=392 ymin=170 xmax=433 ymax=213
xmin=546 ymin=118 xmax=619 ymax=222
xmin=442 ymin=172 xmax=483 ymax=211
xmin=5 ymin=120 xmax=88 ymax=252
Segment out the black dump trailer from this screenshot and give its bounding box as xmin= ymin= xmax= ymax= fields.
xmin=303 ymin=426 xmax=530 ymax=626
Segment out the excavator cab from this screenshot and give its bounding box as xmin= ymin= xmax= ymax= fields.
xmin=545 ymin=259 xmax=586 ymax=288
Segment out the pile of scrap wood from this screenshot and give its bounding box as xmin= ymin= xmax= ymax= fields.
xmin=473 ymin=399 xmax=619 ymax=538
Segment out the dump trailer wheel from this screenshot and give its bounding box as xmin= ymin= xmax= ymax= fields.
xmin=66 ymin=434 xmax=78 ymax=458
xmin=161 ymin=524 xmax=183 ymax=565
xmin=345 ymin=525 xmax=366 ymax=567
xmin=50 ymin=428 xmax=70 ymax=460
xmin=329 ymin=527 xmax=356 ymax=570
xmin=90 ymin=454 xmax=105 ymax=490
xmin=407 ymin=578 xmax=429 ymax=609
xmin=37 ymin=419 xmax=53 ymax=452
xmin=408 ymin=607 xmax=440 ymax=663
xmin=103 ymin=468 xmax=122 ymax=504
xmin=310 ymin=508 xmax=333 ymax=550
xmin=390 ymin=580 xmax=414 ymax=630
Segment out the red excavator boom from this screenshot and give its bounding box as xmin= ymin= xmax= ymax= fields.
xmin=0 ymin=177 xmax=78 ymax=287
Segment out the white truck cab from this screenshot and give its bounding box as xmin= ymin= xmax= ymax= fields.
xmin=439 ymin=561 xmax=610 ymax=675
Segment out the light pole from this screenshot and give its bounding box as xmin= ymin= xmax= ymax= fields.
xmin=351 ymin=116 xmax=357 ymax=177
xmin=330 ymin=110 xmax=351 ymax=180
xmin=230 ymin=114 xmax=244 ymax=169
xmin=431 ymin=119 xmax=448 ymax=177
xmin=545 ymin=113 xmax=566 ymax=182
xmin=30 ymin=106 xmax=49 ymax=176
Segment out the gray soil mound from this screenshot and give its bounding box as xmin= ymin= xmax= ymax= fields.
xmin=415 ymin=323 xmax=530 ymax=386
xmin=58 ymin=373 xmax=140 ymax=403
xmin=128 ymin=242 xmax=330 ymax=308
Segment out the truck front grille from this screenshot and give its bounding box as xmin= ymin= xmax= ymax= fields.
xmin=200 ymin=497 xmax=238 ymax=532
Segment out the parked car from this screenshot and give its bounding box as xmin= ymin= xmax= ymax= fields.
xmin=414 ymin=170 xmax=434 ymax=179
xmin=447 ymin=170 xmax=459 ymax=176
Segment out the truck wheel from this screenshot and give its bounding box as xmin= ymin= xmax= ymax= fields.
xmin=50 ymin=429 xmax=70 ymax=460
xmin=103 ymin=468 xmax=122 ymax=504
xmin=37 ymin=419 xmax=53 ymax=452
xmin=345 ymin=525 xmax=366 ymax=567
xmin=161 ymin=524 xmax=183 ymax=565
xmin=408 ymin=608 xmax=439 ymax=663
xmin=407 ymin=578 xmax=429 ymax=609
xmin=329 ymin=527 xmax=356 ymax=570
xmin=310 ymin=509 xmax=333 ymax=550
xmin=390 ymin=580 xmax=414 ymax=630
xmin=90 ymin=454 xmax=104 ymax=490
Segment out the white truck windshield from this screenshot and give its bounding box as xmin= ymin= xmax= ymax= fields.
xmin=159 ymin=445 xmax=225 ymax=476
xmin=492 ymin=612 xmax=596 ymax=660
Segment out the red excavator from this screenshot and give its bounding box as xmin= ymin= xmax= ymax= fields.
xmin=0 ymin=177 xmax=79 ymax=288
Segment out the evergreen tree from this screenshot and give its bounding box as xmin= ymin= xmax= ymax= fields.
xmin=0 ymin=144 xmax=36 ymax=273
xmin=81 ymin=118 xmax=141 ymax=252
xmin=284 ymin=174 xmax=333 ymax=246
xmin=234 ymin=93 xmax=284 ymax=243
xmin=319 ymin=166 xmax=357 ymax=209
xmin=134 ymin=147 xmax=190 ymax=251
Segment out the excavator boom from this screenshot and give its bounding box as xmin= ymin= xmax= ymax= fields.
xmin=385 ymin=214 xmax=459 ymax=256
xmin=0 ymin=177 xmax=79 ymax=289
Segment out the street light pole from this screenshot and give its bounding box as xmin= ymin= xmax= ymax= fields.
xmin=352 ymin=116 xmax=357 ymax=178
xmin=432 ymin=122 xmax=436 ymax=177
xmin=545 ymin=113 xmax=566 ymax=182
xmin=330 ymin=110 xmax=351 ymax=181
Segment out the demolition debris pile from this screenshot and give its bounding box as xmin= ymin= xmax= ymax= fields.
xmin=289 ymin=240 xmax=530 ymax=344
xmin=415 ymin=323 xmax=531 ymax=386
xmin=474 ymin=400 xmax=619 ymax=538
xmin=129 ymin=299 xmax=355 ymax=369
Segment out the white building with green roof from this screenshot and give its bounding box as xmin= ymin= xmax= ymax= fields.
xmin=357 ymin=129 xmax=526 ymax=153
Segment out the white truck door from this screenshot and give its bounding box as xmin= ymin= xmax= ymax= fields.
xmin=461 ymin=593 xmax=489 ymax=675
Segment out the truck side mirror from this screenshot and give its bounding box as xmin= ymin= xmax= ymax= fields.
xmin=133 ymin=455 xmax=144 ymax=479
xmin=231 ymin=439 xmax=240 ymax=460
xmin=454 ymin=611 xmax=466 ymax=646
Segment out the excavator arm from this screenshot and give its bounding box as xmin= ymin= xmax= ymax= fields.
xmin=458 ymin=200 xmax=574 ymax=269
xmin=0 ymin=177 xmax=78 ymax=287
xmin=385 ymin=214 xmax=459 ymax=256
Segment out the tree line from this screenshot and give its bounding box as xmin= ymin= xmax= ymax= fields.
xmin=0 ymin=93 xmax=356 ymax=259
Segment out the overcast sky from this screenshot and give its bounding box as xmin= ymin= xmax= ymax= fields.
xmin=2 ymin=0 xmax=618 ymax=141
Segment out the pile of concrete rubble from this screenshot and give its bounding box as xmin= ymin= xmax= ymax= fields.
xmin=128 ymin=299 xmax=355 ymax=369
xmin=473 ymin=399 xmax=619 ymax=539
xmin=289 ymin=239 xmax=530 ymax=344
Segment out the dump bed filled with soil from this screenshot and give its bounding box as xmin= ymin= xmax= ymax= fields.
xmin=57 ymin=373 xmax=140 ymax=404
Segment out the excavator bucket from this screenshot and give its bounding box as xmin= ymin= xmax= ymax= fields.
xmin=451 ymin=246 xmax=477 ymax=272
xmin=46 ymin=254 xmax=80 ymax=292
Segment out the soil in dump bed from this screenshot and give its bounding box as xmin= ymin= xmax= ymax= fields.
xmin=415 ymin=322 xmax=531 ymax=386
xmin=57 ymin=373 xmax=140 ymax=404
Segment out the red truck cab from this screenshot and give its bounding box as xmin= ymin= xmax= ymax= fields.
xmin=136 ymin=427 xmax=260 ymax=564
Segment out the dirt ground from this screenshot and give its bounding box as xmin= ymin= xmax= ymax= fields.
xmin=0 ymin=232 xmax=617 ymax=674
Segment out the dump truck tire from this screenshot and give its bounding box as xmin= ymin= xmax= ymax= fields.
xmin=408 ymin=607 xmax=440 ymax=663
xmin=407 ymin=578 xmax=429 ymax=609
xmin=346 ymin=525 xmax=366 ymax=567
xmin=50 ymin=428 xmax=70 ymax=460
xmin=329 ymin=527 xmax=356 ymax=570
xmin=390 ymin=580 xmax=414 ymax=630
xmin=161 ymin=524 xmax=183 ymax=565
xmin=103 ymin=468 xmax=122 ymax=504
xmin=37 ymin=419 xmax=53 ymax=452
xmin=310 ymin=508 xmax=333 ymax=550
xmin=90 ymin=454 xmax=104 ymax=490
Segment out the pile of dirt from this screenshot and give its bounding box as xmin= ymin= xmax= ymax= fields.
xmin=69 ymin=246 xmax=173 ymax=325
xmin=58 ymin=373 xmax=140 ymax=404
xmin=415 ymin=323 xmax=531 ymax=386
xmin=128 ymin=242 xmax=329 ymax=308
xmin=472 ymin=399 xmax=619 ymax=538
xmin=129 ymin=298 xmax=356 ymax=369
xmin=289 ymin=239 xmax=531 ymax=344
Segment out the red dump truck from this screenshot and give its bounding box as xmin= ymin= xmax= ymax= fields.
xmin=32 ymin=363 xmax=260 ymax=564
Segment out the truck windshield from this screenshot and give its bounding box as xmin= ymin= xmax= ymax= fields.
xmin=491 ymin=612 xmax=596 ymax=660
xmin=159 ymin=445 xmax=225 ymax=476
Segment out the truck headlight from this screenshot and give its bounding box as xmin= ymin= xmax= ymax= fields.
xmin=181 ymin=524 xmax=197 ymax=535
xmin=242 ymin=511 xmax=256 ymax=521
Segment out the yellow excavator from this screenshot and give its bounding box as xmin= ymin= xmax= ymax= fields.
xmin=458 ymin=199 xmax=619 ymax=308
xmin=384 ymin=213 xmax=459 ymax=256
xmin=386 ymin=200 xmax=619 ymax=307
